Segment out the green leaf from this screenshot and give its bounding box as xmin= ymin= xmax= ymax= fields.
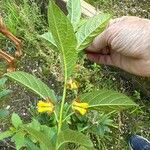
xmin=76 ymin=13 xmax=111 ymax=51
xmin=67 ymin=0 xmax=81 ymax=29
xmin=0 ymin=108 xmax=9 ymax=118
xmin=5 ymin=71 xmax=56 ymax=102
xmin=11 ymin=132 xmax=25 ymax=150
xmin=48 ymin=1 xmax=77 ymax=78
xmin=0 ymin=131 xmax=13 ymax=141
xmin=28 ymin=120 xmax=56 ymax=145
xmin=29 ymin=119 xmax=41 ymax=132
xmin=80 ymin=90 xmax=137 ymax=111
xmin=0 ymin=89 xmax=11 ymax=99
xmin=11 ymin=113 xmax=23 ymax=128
xmin=57 ymin=129 xmax=93 ymax=149
xmin=22 ymin=126 xmax=54 ymax=150
xmin=24 ymin=138 xmax=40 ymax=150
xmin=0 ymin=77 xmax=11 ymax=99
xmin=39 ymin=32 xmax=58 ymax=51
xmin=75 ymin=18 xmax=88 ymax=31
xmin=0 ymin=77 xmax=7 ymax=86
xmin=77 ymin=146 xmax=94 ymax=150
xmin=41 ymin=125 xmax=56 ymax=142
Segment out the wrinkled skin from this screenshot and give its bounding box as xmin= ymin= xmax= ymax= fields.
xmin=86 ymin=16 xmax=150 ymax=76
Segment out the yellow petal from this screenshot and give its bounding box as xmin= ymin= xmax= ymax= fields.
xmin=72 ymin=100 xmax=89 ymax=109
xmin=72 ymin=106 xmax=87 ymax=115
xmin=37 ymin=100 xmax=54 ymax=113
xmin=37 ymin=106 xmax=53 ymax=113
xmin=37 ymin=100 xmax=53 ymax=107
xmin=72 ymin=82 xmax=78 ymax=89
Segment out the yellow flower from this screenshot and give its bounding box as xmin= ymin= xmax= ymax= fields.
xmin=37 ymin=98 xmax=54 ymax=113
xmin=66 ymin=79 xmax=79 ymax=90
xmin=72 ymin=100 xmax=89 ymax=115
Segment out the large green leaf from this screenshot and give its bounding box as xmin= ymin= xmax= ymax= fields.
xmin=39 ymin=32 xmax=58 ymax=51
xmin=28 ymin=119 xmax=41 ymax=132
xmin=80 ymin=90 xmax=137 ymax=111
xmin=0 ymin=130 xmax=13 ymax=141
xmin=77 ymin=146 xmax=94 ymax=150
xmin=11 ymin=132 xmax=25 ymax=150
xmin=48 ymin=1 xmax=77 ymax=78
xmin=67 ymin=0 xmax=81 ymax=30
xmin=11 ymin=113 xmax=23 ymax=128
xmin=5 ymin=71 xmax=56 ymax=102
xmin=57 ymin=129 xmax=93 ymax=149
xmin=22 ymin=126 xmax=54 ymax=150
xmin=76 ymin=18 xmax=88 ymax=31
xmin=76 ymin=13 xmax=111 ymax=51
xmin=24 ymin=138 xmax=40 ymax=150
xmin=28 ymin=119 xmax=56 ymax=148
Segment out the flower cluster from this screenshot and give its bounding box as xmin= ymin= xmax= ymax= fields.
xmin=72 ymin=100 xmax=89 ymax=115
xmin=37 ymin=98 xmax=54 ymax=113
xmin=37 ymin=98 xmax=89 ymax=116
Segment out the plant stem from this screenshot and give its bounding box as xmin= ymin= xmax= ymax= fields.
xmin=64 ymin=103 xmax=72 ymax=117
xmin=58 ymin=78 xmax=67 ymax=132
xmin=54 ymin=111 xmax=58 ymax=123
xmin=63 ymin=112 xmax=74 ymax=122
xmin=55 ymin=76 xmax=67 ymax=149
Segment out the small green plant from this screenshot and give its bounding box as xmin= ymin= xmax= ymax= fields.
xmin=0 ymin=0 xmax=137 ymax=149
xmin=0 ymin=77 xmax=11 ymax=119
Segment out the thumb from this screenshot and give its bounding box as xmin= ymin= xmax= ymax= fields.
xmin=86 ymin=52 xmax=113 ymax=66
xmin=85 ymin=30 xmax=108 ymax=52
xmin=85 ymin=17 xmax=128 ymax=53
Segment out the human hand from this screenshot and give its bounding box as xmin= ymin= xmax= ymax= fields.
xmin=86 ymin=16 xmax=150 ymax=76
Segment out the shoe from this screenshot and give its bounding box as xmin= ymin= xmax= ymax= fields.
xmin=129 ymin=135 xmax=150 ymax=150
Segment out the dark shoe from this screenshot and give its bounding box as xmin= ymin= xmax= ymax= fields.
xmin=129 ymin=135 xmax=150 ymax=150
